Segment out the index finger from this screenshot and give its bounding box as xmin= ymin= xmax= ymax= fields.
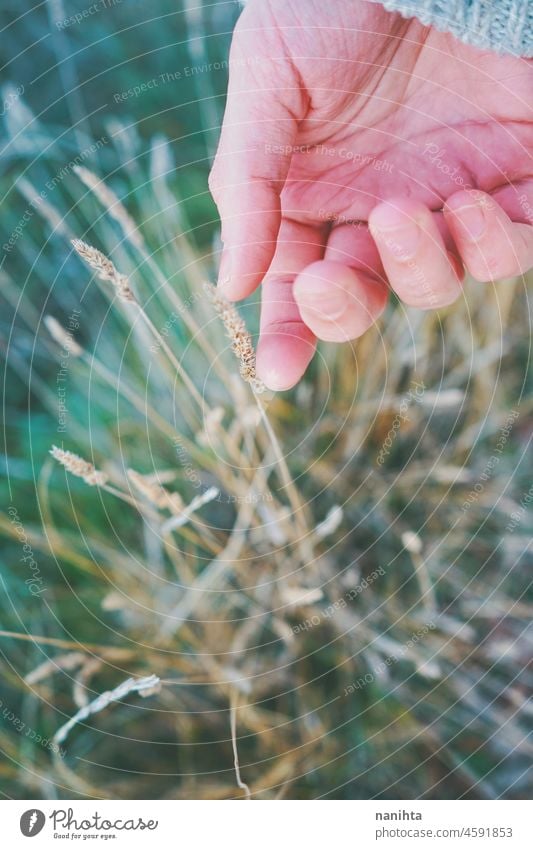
xmin=209 ymin=4 xmax=308 ymax=301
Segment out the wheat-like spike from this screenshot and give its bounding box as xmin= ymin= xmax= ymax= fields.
xmin=71 ymin=238 xmax=116 ymax=281
xmin=44 ymin=316 xmax=83 ymax=356
xmin=205 ymin=283 xmax=265 ymax=393
xmin=53 ymin=675 xmax=161 ymax=746
xmin=73 ymin=165 xmax=144 ymax=249
xmin=50 ymin=445 xmax=108 ymax=486
xmin=127 ymin=469 xmax=184 ymax=512
xmin=71 ymin=239 xmax=135 ymax=302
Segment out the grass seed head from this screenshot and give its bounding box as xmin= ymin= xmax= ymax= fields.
xmin=205 ymin=283 xmax=265 ymax=393
xmin=71 ymin=239 xmax=136 ymax=302
xmin=50 ymin=445 xmax=108 ymax=486
xmin=127 ymin=468 xmax=184 ymax=512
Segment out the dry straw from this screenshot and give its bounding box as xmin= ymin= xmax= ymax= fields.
xmin=160 ymin=485 xmax=219 ymax=534
xmin=25 ymin=652 xmax=87 ymax=685
xmin=127 ymin=471 xmax=219 ymax=534
xmin=44 ymin=315 xmax=83 ymax=357
xmin=50 ymin=446 xmax=108 ymax=487
xmin=205 ymin=283 xmax=265 ymax=393
xmin=127 ymin=468 xmax=184 ymax=512
xmin=73 ymin=165 xmax=144 ymax=249
xmin=53 ymin=675 xmax=161 ymax=746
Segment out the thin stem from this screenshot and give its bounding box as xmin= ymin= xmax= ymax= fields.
xmin=137 ymin=307 xmax=205 ymax=412
xmin=254 ymin=393 xmax=315 ymax=566
xmin=230 ymin=689 xmax=252 ymax=800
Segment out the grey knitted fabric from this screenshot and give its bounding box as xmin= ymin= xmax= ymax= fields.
xmin=369 ymin=0 xmax=533 ymax=55
xmin=241 ymin=1 xmax=532 ymax=56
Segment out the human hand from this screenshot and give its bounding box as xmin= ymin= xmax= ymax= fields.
xmin=209 ymin=0 xmax=533 ymax=390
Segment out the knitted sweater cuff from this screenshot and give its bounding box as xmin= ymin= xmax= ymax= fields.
xmin=370 ymin=0 xmax=533 ymax=56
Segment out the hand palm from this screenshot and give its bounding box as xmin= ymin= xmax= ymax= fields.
xmin=284 ymin=24 xmax=531 ymax=221
xmin=210 ymin=0 xmax=533 ymax=389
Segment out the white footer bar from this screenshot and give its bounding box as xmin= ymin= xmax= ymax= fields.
xmin=3 ymin=799 xmax=531 ymax=848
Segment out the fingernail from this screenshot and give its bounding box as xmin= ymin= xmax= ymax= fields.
xmin=303 ymin=287 xmax=348 ymax=320
xmin=370 ymin=206 xmax=421 ymax=260
xmin=453 ymin=201 xmax=486 ymax=241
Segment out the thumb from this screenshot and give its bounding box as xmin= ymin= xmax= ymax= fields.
xmin=209 ymin=6 xmax=306 ymax=300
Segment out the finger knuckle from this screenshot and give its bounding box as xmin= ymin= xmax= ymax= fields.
xmin=263 ymin=318 xmax=309 ymax=339
xmin=468 ymin=252 xmax=515 ymax=281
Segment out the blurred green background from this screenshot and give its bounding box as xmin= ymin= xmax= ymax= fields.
xmin=1 ymin=0 xmax=235 ymax=524
xmin=1 ymin=0 xmax=241 ymax=798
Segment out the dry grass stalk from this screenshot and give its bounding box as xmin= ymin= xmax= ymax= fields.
xmin=71 ymin=239 xmax=135 ymax=302
xmin=73 ymin=165 xmax=144 ymax=248
xmin=44 ymin=315 xmax=83 ymax=357
xmin=53 ymin=674 xmax=161 ymax=746
xmin=314 ymin=504 xmax=343 ymax=540
xmin=402 ymin=530 xmax=423 ymax=555
xmin=50 ymin=445 xmax=108 ymax=486
xmin=205 ymin=283 xmax=265 ymax=393
xmin=73 ymin=658 xmax=105 ymax=708
xmin=127 ymin=469 xmax=184 ymax=513
xmin=230 ymin=690 xmax=252 ymax=800
xmin=160 ymin=486 xmax=219 ymax=534
xmin=25 ymin=652 xmax=87 ymax=685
